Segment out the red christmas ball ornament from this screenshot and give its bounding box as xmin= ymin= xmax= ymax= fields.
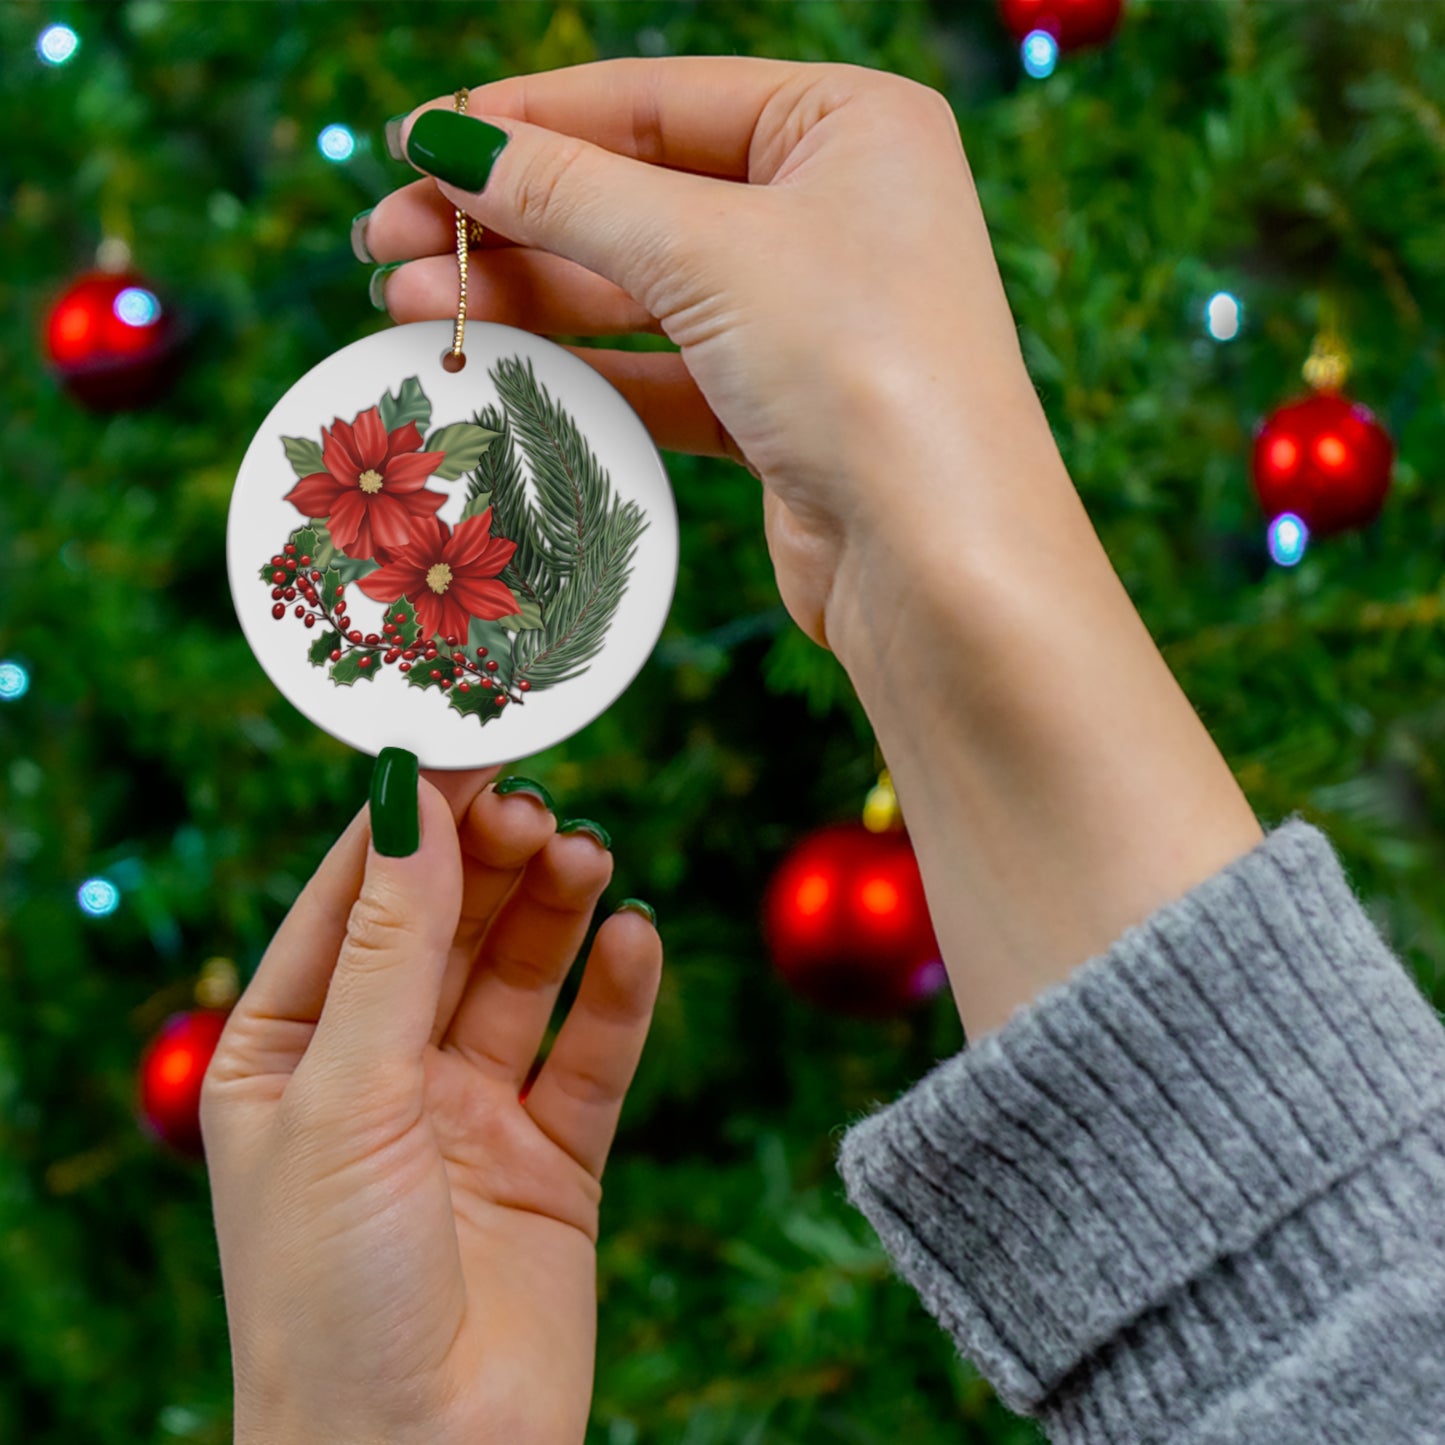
xmin=763 ymin=822 xmax=946 ymax=1017
xmin=137 ymin=1008 xmax=230 ymax=1157
xmin=998 ymin=0 xmax=1124 ymax=50
xmin=1251 ymin=392 xmax=1394 ymax=537
xmin=44 ymin=269 xmax=182 ymax=410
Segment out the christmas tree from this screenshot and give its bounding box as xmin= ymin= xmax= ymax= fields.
xmin=2 ymin=3 xmax=1443 ymax=1442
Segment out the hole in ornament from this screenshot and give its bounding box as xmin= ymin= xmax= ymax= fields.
xmin=441 ymin=350 xmax=466 ymax=373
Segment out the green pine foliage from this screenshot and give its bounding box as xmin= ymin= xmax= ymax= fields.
xmin=2 ymin=4 xmax=1444 ymax=1445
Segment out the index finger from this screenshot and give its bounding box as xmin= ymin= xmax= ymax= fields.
xmin=406 ymin=55 xmax=807 ymax=181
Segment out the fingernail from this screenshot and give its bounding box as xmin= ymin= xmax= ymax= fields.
xmin=369 ymin=261 xmax=404 ymax=311
xmin=384 ymin=113 xmax=409 ymax=162
xmin=405 ymin=110 xmax=510 ymax=192
xmin=617 ymin=898 xmax=656 ymax=926
xmin=558 ymin=817 xmax=612 ymax=851
xmin=370 ymin=747 xmax=419 ymax=857
xmin=350 ymin=208 xmax=375 ymax=263
xmin=493 ymin=775 xmax=556 ymax=813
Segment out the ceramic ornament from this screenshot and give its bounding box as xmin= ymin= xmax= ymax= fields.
xmin=227 ymin=319 xmax=678 ymax=768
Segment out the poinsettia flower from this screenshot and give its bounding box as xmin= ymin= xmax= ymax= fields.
xmin=285 ymin=406 xmax=447 ymax=560
xmin=357 ymin=510 xmax=520 ymax=641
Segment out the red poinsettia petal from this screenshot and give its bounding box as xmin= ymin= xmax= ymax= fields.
xmin=327 ymin=489 xmax=370 ymax=553
xmin=438 ymin=595 xmax=477 ymax=643
xmin=366 ymin=493 xmax=422 ymax=554
xmin=358 ymin=557 xmax=427 ymax=603
xmin=449 ymin=575 xmax=522 ymax=622
xmin=443 ymin=510 xmax=495 ymax=565
xmin=393 ymin=512 xmax=449 ymax=561
xmin=284 ymin=471 xmax=346 ymax=518
xmin=351 ymin=407 xmax=389 ymax=470
xmin=323 ymin=424 xmax=363 ymax=487
xmin=381 ymin=449 xmax=448 ymax=492
xmin=384 ymin=420 xmax=424 ymax=460
xmin=410 ymin=589 xmax=446 ymax=640
xmin=469 ymin=534 xmax=518 ymax=577
xmin=398 ymin=486 xmax=449 ymax=520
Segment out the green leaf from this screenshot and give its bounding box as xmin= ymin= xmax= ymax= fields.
xmin=466 ymin=617 xmax=515 ymax=688
xmin=425 ymin=423 xmax=499 ymax=480
xmin=378 ymin=376 xmax=431 ymax=435
xmin=333 ymin=554 xmax=380 ymax=585
xmin=307 ymin=524 xmax=337 ymax=571
xmin=290 ymin=526 xmax=319 ymax=561
xmin=491 ymin=593 xmax=546 ymax=632
xmin=330 ymin=652 xmax=379 ymax=686
xmin=406 ymin=656 xmax=455 ymax=691
xmin=281 ymin=435 xmax=324 ymax=477
xmin=385 ymin=601 xmax=423 ymax=651
xmin=308 ymin=630 xmax=342 ymax=667
xmin=449 ymin=681 xmax=502 ymax=722
xmin=459 ymin=489 xmax=493 ymax=522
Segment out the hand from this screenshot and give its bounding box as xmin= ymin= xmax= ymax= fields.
xmin=361 ymin=57 xmax=1054 ymax=657
xmin=202 ymin=764 xmax=662 ymax=1445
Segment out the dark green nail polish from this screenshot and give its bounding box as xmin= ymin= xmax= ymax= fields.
xmin=558 ymin=818 xmax=612 ymax=851
xmin=405 ymin=110 xmax=510 ymax=192
xmin=617 ymin=898 xmax=656 ymax=926
xmin=384 ymin=113 xmax=408 ymax=162
xmin=493 ymin=775 xmax=556 ymax=812
xmin=370 ymin=747 xmax=419 ymax=857
xmin=368 ymin=261 xmax=403 ymax=311
xmin=350 ymin=208 xmax=375 ymax=264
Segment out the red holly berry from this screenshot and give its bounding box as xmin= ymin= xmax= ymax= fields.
xmin=495 ymin=695 xmax=507 ymax=707
xmin=299 ymin=555 xmax=312 ymax=567
xmin=284 ymin=544 xmax=297 ymax=556
xmin=394 ymin=611 xmax=408 ymax=624
xmin=480 ymin=677 xmax=493 ymax=689
xmin=424 ymin=649 xmax=439 ymax=662
xmin=309 ymin=570 xmax=320 ymax=581
xmin=458 ymin=683 xmax=471 ymax=693
xmin=402 ymin=650 xmax=417 ymax=661
xmin=271 ymin=587 xmax=284 ymax=600
xmin=271 ymin=554 xmax=284 ymax=566
xmin=363 ymin=633 xmax=379 ymax=646
xmin=485 ymin=659 xmax=499 ymax=673
xmin=271 ymin=569 xmax=287 ymax=584
xmin=304 ymin=615 xmax=316 ymax=629
xmin=430 ymin=669 xmax=442 ymax=680
xmin=348 ymin=630 xmax=362 ymax=643
xmin=444 ymin=634 xmax=458 ymax=647
xmin=452 ymin=651 xmax=466 ymax=664
xmin=283 ymin=588 xmax=296 ymax=601
xmin=441 ymin=678 xmax=452 ymax=690
xmin=476 ymin=647 xmax=488 ymax=658
xmin=399 ymin=662 xmax=411 ymax=673
xmin=285 ymin=557 xmax=297 ymax=570
xmin=335 ymin=586 xmax=346 ymax=599
xmin=384 ymin=649 xmax=400 ymax=664
xmin=336 ymin=616 xmax=350 ymax=630
xmin=383 ymin=623 xmax=396 ymax=636
xmin=272 ymin=603 xmax=286 ymax=619
xmin=358 ymin=656 xmax=372 ymax=669
xmin=518 ymin=680 xmax=531 ymax=692
xmin=329 ymin=649 xmax=342 ymax=662
xmin=294 ymin=605 xmax=305 ymax=618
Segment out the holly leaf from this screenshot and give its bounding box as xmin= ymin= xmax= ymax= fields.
xmin=378 ymin=376 xmax=431 ymax=435
xmin=449 ymin=682 xmax=501 ymax=722
xmin=306 ymin=523 xmax=337 ymax=571
xmin=406 ymin=656 xmax=455 ymax=691
xmin=330 ymin=652 xmax=379 ymax=686
xmin=282 ymin=435 xmax=324 ymax=477
xmin=317 ymin=566 xmax=343 ymax=614
xmin=308 ymin=629 xmax=342 ymax=667
xmin=290 ymin=526 xmax=320 ymax=561
xmin=424 ymin=423 xmax=499 ymax=481
xmin=459 ymin=489 xmax=493 ymax=522
xmin=385 ymin=601 xmax=423 ymax=651
xmin=466 ymin=617 xmax=514 ymax=674
xmin=491 ymin=594 xmax=546 ymax=632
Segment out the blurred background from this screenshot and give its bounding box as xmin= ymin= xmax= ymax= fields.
xmin=2 ymin=2 xmax=1444 ymax=1442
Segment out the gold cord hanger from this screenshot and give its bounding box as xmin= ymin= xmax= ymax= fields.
xmin=441 ymin=87 xmax=478 ymax=372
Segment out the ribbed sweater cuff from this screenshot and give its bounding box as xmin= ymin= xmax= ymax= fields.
xmin=835 ymin=819 xmax=1445 ymax=1428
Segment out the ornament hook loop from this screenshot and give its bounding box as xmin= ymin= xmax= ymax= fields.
xmin=441 ymin=87 xmax=478 ymax=374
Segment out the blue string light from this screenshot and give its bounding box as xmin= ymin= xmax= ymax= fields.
xmin=1205 ymin=291 xmax=1243 ymax=342
xmin=318 ymin=124 xmax=356 ymax=162
xmin=1021 ymin=30 xmax=1059 ymax=79
xmin=78 ymin=878 xmax=121 ymax=918
xmin=37 ymin=24 xmax=79 ymax=66
xmin=0 ymin=660 xmax=29 ymax=701
xmin=1267 ymin=512 xmax=1309 ymax=567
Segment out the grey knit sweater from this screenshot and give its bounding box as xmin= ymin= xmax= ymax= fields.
xmin=835 ymin=819 xmax=1445 ymax=1443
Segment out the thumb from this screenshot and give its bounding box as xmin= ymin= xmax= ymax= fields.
xmin=397 ymin=105 xmax=740 ymax=313
xmin=302 ymin=749 xmax=462 ymax=1090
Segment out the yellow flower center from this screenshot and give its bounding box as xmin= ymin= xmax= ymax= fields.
xmin=357 ymin=468 xmax=384 ymax=495
xmin=426 ymin=563 xmax=453 ymax=594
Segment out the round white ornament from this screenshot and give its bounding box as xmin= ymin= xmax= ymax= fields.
xmin=227 ymin=319 xmax=678 ymax=768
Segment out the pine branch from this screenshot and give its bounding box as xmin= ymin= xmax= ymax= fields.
xmin=512 ymin=496 xmax=650 ymax=690
xmin=489 ymin=357 xmax=610 ymax=584
xmin=468 ymin=405 xmax=551 ymax=602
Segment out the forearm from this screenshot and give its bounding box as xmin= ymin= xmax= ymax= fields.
xmin=826 ymin=383 xmax=1262 ymax=1039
